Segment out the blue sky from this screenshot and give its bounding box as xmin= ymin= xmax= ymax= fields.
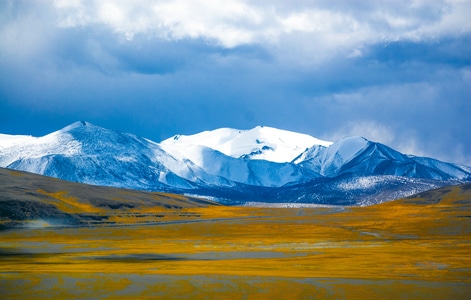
xmin=1 ymin=0 xmax=470 ymax=165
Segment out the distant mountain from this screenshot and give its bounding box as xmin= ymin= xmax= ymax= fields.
xmin=296 ymin=136 xmax=471 ymax=180
xmin=1 ymin=121 xmax=470 ymax=206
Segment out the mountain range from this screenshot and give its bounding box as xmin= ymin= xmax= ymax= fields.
xmin=1 ymin=121 xmax=470 ymax=206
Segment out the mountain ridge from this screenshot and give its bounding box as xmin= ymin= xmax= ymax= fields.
xmin=0 ymin=121 xmax=469 ymax=206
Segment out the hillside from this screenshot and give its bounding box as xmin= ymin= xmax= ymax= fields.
xmin=0 ymin=168 xmax=219 ymax=229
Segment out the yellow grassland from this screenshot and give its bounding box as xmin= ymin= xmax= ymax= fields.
xmin=36 ymin=189 xmax=103 ymax=214
xmin=1 ymin=185 xmax=470 ymax=299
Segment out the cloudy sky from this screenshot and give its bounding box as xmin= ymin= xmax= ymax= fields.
xmin=1 ymin=0 xmax=470 ymax=165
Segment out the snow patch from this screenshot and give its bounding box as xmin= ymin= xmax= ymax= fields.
xmin=337 ymin=176 xmax=384 ymax=190
xmin=0 ymin=134 xmax=37 ymax=148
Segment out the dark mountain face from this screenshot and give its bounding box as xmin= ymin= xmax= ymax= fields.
xmin=334 ymin=142 xmax=469 ymax=180
xmin=0 ymin=122 xmax=470 ymax=206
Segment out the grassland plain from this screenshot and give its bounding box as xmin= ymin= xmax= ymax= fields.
xmin=0 ymin=168 xmax=470 ymax=299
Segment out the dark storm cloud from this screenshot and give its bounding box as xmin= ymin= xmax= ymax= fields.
xmin=53 ymin=31 xmax=195 ymax=75
xmin=368 ymin=37 xmax=471 ymax=67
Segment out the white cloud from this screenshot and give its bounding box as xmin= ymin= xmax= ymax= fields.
xmin=0 ymin=3 xmax=54 ymax=64
xmin=51 ymin=0 xmax=471 ymax=53
xmin=54 ymin=0 xmax=89 ymax=27
xmin=53 ymin=0 xmax=266 ymax=47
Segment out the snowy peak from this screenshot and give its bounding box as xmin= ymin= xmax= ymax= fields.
xmin=295 ymin=136 xmax=371 ymax=176
xmin=0 ymin=121 xmax=202 ymax=190
xmin=58 ymin=120 xmax=89 ymax=132
xmin=53 ymin=121 xmax=116 ymax=141
xmin=324 ymin=136 xmax=369 ymax=166
xmin=162 ymin=125 xmax=332 ymax=163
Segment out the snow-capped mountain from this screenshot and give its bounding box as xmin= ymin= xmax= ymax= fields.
xmin=161 ymin=126 xmax=332 ymax=163
xmin=1 ymin=121 xmax=470 ymax=206
xmin=0 ymin=121 xmax=317 ymax=189
xmin=296 ymin=136 xmax=471 ymax=180
xmin=0 ymin=121 xmax=197 ymax=190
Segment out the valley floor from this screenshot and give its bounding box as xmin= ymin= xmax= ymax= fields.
xmin=1 ymin=185 xmax=470 ymax=299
